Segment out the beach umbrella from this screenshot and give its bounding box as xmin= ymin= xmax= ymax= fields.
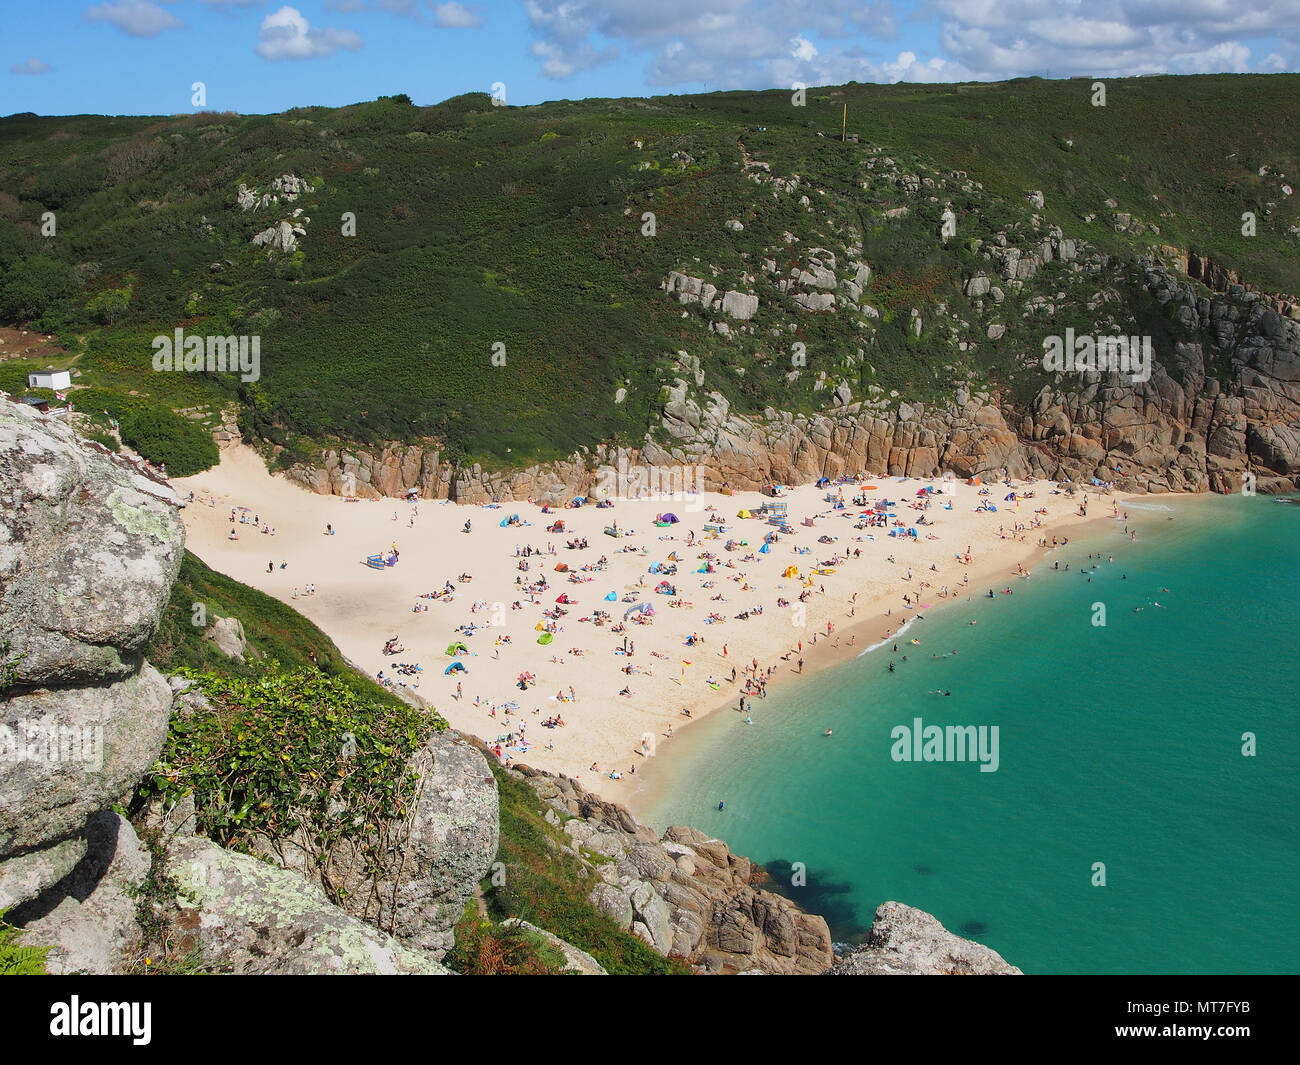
xmin=537 ymin=632 xmax=554 ymax=645
xmin=759 ymin=542 xmax=770 ymax=553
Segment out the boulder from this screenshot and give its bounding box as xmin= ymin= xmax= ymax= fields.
xmin=829 ymin=901 xmax=1022 ymax=975
xmin=204 ymin=615 xmax=246 ymax=662
xmin=0 ymin=662 xmax=173 ymax=857
xmin=253 ymin=731 xmax=498 ymax=959
xmin=10 ymin=812 xmax=150 ymax=975
xmin=0 ymin=402 xmax=184 ymax=688
xmin=167 ymin=837 xmax=448 ymax=974
xmin=500 ymin=918 xmax=607 ymax=975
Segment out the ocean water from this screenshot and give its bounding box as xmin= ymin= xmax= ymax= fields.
xmin=638 ymin=495 xmax=1300 ymax=974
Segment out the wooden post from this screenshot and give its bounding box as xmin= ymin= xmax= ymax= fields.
xmin=842 ymin=102 xmax=847 ymax=142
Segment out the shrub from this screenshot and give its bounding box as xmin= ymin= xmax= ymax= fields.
xmin=0 ymin=910 xmax=48 ymax=975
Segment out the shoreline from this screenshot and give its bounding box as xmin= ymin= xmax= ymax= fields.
xmin=619 ymin=505 xmax=1135 ymax=818
xmin=172 ymin=444 xmax=1151 ymax=805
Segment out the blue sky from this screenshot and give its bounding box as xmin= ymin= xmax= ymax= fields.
xmin=4 ymin=0 xmax=1298 ymax=116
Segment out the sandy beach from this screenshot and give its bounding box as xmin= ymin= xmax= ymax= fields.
xmin=173 ymin=445 xmax=1135 ymax=803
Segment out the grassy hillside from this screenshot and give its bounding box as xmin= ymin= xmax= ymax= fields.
xmin=2 ymin=75 xmax=1296 ymax=472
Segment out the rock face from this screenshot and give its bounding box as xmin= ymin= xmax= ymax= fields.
xmin=167 ymin=836 xmax=448 ymax=975
xmin=0 ymin=402 xmax=184 ymax=689
xmin=829 ymin=902 xmax=1022 ymax=975
xmin=518 ymin=766 xmax=833 ymax=974
xmin=8 ymin=812 xmax=151 ymax=975
xmin=283 ymin=256 xmax=1300 ymax=502
xmin=0 ymin=401 xmax=182 ymax=884
xmin=204 ymin=615 xmax=246 ymax=662
xmin=246 ymin=731 xmax=499 ymax=960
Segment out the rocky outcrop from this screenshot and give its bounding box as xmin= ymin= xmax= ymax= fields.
xmin=829 ymin=902 xmax=1022 ymax=975
xmin=7 ymin=812 xmax=150 ymax=975
xmin=518 ymin=766 xmax=833 ymax=974
xmin=0 ymin=402 xmax=184 ymax=689
xmin=283 ymin=253 xmax=1300 ymax=501
xmin=167 ymin=836 xmax=448 ymax=975
xmin=244 ymin=730 xmax=498 ymax=960
xmin=0 ymin=401 xmax=182 ymax=906
xmin=204 ymin=615 xmax=246 ymax=662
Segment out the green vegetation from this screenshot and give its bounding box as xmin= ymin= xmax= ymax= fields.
xmin=123 ymin=833 xmax=208 ymax=976
xmin=0 ymin=76 xmax=1294 ymax=477
xmin=0 ymin=909 xmax=49 ymax=975
xmin=448 ymin=904 xmax=569 ymax=975
xmin=148 ymin=550 xmax=399 ymax=706
xmin=139 ymin=667 xmax=443 ymax=898
xmin=0 ymin=638 xmax=24 ymax=697
xmin=72 ymin=388 xmax=217 ymax=475
xmin=473 ymin=760 xmax=690 ymax=975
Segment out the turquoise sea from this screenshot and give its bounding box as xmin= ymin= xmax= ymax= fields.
xmin=636 ymin=495 xmax=1300 ymax=974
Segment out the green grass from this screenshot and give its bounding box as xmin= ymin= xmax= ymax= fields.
xmin=480 ymin=761 xmax=691 ymax=975
xmin=148 ymin=550 xmax=401 ymax=706
xmin=1 ymin=76 xmax=1295 ymax=475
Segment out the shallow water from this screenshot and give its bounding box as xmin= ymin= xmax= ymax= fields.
xmin=637 ymin=495 xmax=1300 ymax=973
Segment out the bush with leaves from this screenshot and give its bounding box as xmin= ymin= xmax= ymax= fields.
xmin=0 ymin=910 xmax=49 ymax=975
xmin=140 ymin=667 xmax=444 ymax=902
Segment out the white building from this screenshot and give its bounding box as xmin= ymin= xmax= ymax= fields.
xmin=27 ymin=370 xmax=71 ymax=390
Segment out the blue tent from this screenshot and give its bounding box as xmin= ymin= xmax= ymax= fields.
xmin=759 ymin=542 xmax=771 ymax=553
xmin=444 ymin=661 xmax=467 ymax=675
xmin=604 ymin=591 xmax=617 ymax=601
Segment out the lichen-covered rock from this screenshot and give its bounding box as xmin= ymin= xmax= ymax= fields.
xmin=0 ymin=402 xmax=184 ymax=688
xmin=0 ymin=663 xmax=173 ymax=857
xmin=167 ymin=837 xmax=448 ymax=974
xmin=11 ymin=812 xmax=150 ymax=975
xmin=0 ymin=835 xmax=86 ymax=911
xmin=828 ymin=901 xmax=1022 ymax=975
xmin=251 ymin=731 xmax=498 ymax=959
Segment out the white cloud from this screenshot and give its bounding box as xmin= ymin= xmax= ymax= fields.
xmin=521 ymin=0 xmax=1298 ymax=86
xmin=255 ymin=5 xmax=363 ymax=60
xmin=431 ymin=2 xmax=481 ymax=27
xmin=791 ymin=36 xmax=818 ymax=63
xmin=9 ymin=57 xmax=53 ymax=75
xmin=935 ymin=0 xmax=1300 ymax=78
xmin=83 ymin=0 xmax=184 ymax=37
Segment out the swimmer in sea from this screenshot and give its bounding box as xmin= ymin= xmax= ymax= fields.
xmin=717 ymin=800 xmax=725 ymax=811
xmin=825 ymin=729 xmax=833 ymax=736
